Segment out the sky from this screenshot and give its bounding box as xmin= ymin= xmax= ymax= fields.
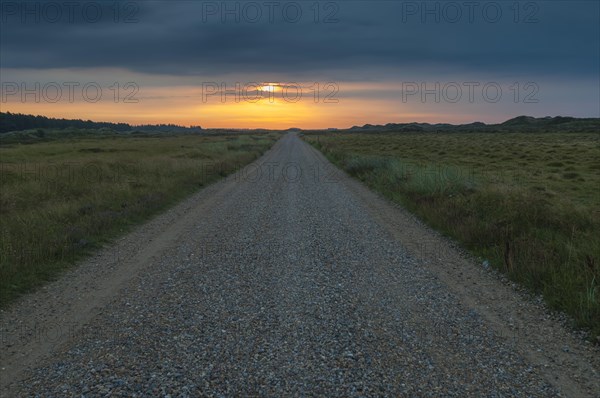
xmin=1 ymin=0 xmax=599 ymax=129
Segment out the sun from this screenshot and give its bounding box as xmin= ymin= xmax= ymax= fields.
xmin=260 ymin=83 xmax=278 ymax=93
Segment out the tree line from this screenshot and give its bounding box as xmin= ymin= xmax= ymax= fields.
xmin=0 ymin=112 xmax=202 ymax=134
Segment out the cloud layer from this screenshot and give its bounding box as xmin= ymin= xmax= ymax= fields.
xmin=1 ymin=0 xmax=598 ymax=127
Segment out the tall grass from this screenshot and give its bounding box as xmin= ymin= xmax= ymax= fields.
xmin=0 ymin=132 xmax=278 ymax=305
xmin=307 ymin=133 xmax=600 ymax=338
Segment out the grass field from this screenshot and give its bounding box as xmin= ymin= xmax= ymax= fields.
xmin=0 ymin=130 xmax=278 ymax=306
xmin=305 ymin=131 xmax=600 ymax=337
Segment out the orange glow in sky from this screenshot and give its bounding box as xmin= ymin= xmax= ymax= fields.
xmin=1 ymin=80 xmax=380 ymax=129
xmin=1 ymin=70 xmax=565 ymax=129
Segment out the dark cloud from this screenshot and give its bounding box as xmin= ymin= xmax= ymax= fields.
xmin=0 ymin=0 xmax=598 ymax=79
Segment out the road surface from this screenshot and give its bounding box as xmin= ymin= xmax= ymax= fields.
xmin=1 ymin=133 xmax=598 ymax=396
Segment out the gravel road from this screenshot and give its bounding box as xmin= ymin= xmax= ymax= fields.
xmin=1 ymin=133 xmax=599 ymax=397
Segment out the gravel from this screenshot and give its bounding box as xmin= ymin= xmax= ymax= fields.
xmin=5 ymin=133 xmax=596 ymax=396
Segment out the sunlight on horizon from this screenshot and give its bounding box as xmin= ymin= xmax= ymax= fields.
xmin=2 ymin=74 xmax=597 ymax=129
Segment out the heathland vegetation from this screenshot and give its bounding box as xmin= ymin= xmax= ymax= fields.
xmin=305 ymin=119 xmax=600 ymax=337
xmin=0 ymin=130 xmax=277 ymax=305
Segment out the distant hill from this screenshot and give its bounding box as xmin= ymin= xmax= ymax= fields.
xmin=347 ymin=116 xmax=599 ymax=133
xmin=0 ymin=112 xmax=202 ymax=134
xmin=500 ymin=115 xmax=577 ymax=126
